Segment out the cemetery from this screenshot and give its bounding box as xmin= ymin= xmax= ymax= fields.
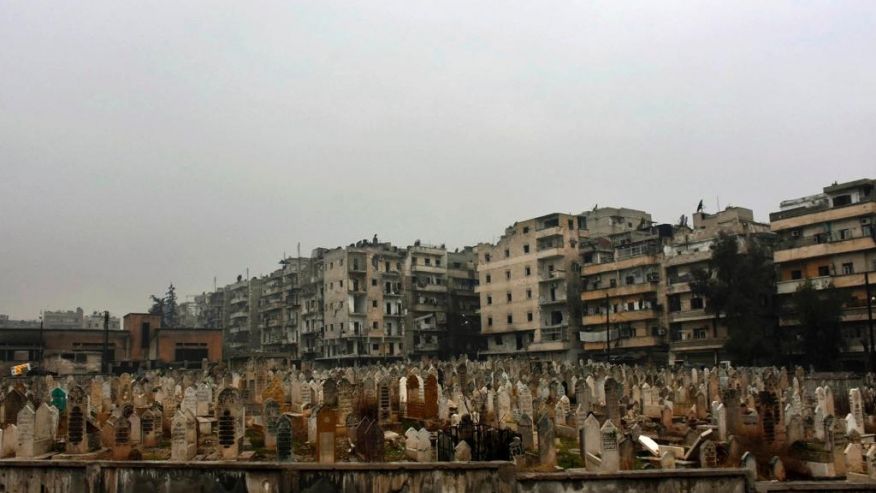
xmin=0 ymin=357 xmax=875 ymax=492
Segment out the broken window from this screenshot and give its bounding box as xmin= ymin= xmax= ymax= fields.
xmin=523 ymin=244 xmax=530 ymax=254
xmin=525 ymin=266 xmax=531 ymax=276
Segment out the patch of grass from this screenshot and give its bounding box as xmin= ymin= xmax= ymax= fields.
xmin=557 ymin=449 xmax=583 ymax=469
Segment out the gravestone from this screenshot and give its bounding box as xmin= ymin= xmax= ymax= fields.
xmin=66 ymin=386 xmax=89 ymax=454
xmin=518 ymin=414 xmax=534 ymax=451
xmin=276 ymin=416 xmax=294 ymax=462
xmin=316 ymin=406 xmax=337 ymax=464
xmin=170 ymin=409 xmax=197 ymax=461
xmin=263 ymin=398 xmax=281 ymax=449
xmin=216 ymin=388 xmax=243 ymax=460
xmin=537 ymin=413 xmax=556 ymax=468
xmin=50 ymin=387 xmax=67 ymax=413
xmin=599 ymin=419 xmax=620 ymax=472
xmin=141 ymin=409 xmax=160 ymax=447
xmin=423 ymin=374 xmax=438 ymax=420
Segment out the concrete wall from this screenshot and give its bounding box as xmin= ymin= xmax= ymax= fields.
xmin=0 ymin=461 xmax=763 ymax=493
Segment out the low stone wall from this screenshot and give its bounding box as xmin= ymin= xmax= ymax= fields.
xmin=516 ymin=468 xmax=751 ymax=493
xmin=0 ymin=461 xmax=516 ymax=493
xmin=0 ymin=461 xmax=759 ymax=493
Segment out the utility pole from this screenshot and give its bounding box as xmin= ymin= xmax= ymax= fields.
xmin=605 ymin=292 xmax=611 ymax=362
xmin=866 ymin=271 xmax=874 ymax=373
xmin=102 ymin=310 xmax=110 ymax=374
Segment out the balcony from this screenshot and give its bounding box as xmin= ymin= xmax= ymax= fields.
xmin=581 ymin=282 xmax=656 ymax=301
xmin=582 ymin=255 xmax=661 ymax=275
xmin=383 ymin=289 xmax=403 ymax=297
xmin=583 ymin=308 xmax=658 ymax=326
xmin=536 ymin=247 xmax=565 ymax=259
xmin=535 ymin=226 xmax=563 ymax=238
xmin=668 ymin=309 xmax=712 ymax=323
xmin=776 ymin=276 xmax=833 ymax=294
xmin=539 ymin=295 xmax=568 ymax=305
xmin=539 ymin=271 xmax=565 ymax=282
xmin=774 ymin=235 xmax=875 ymax=263
xmin=411 ymin=264 xmax=444 ymax=274
xmin=770 ymin=199 xmax=876 ymax=231
xmin=670 ymin=337 xmax=725 ymax=352
xmin=229 ymin=310 xmax=248 ymax=320
xmin=413 ymin=283 xmax=447 ymax=293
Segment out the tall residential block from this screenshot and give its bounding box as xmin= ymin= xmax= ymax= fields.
xmin=663 ymin=207 xmax=771 ymax=365
xmin=477 ymin=209 xmax=650 ymax=360
xmin=770 ymin=178 xmax=876 ymax=368
xmin=320 ymin=238 xmax=406 ymax=364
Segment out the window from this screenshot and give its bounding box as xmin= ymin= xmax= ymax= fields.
xmin=668 ymin=295 xmax=681 ymax=312
xmin=527 ymin=312 xmax=533 ymax=322
xmin=141 ymin=322 xmax=150 ymax=349
xmin=791 ymin=270 xmax=802 ymax=280
xmin=507 ymin=314 xmax=513 ymax=324
xmin=690 ymin=297 xmax=704 ymax=310
xmin=488 ymin=317 xmax=493 ymax=327
xmin=525 ymin=266 xmax=531 ymax=276
xmin=568 ymin=218 xmax=574 ymax=229
xmin=627 ymin=302 xmax=635 ymax=311
xmin=486 ymin=274 xmax=492 ymax=284
xmin=625 ymin=276 xmax=635 ymax=285
xmin=494 ymin=335 xmax=502 ymax=345
xmin=504 ymin=249 xmax=510 ymax=258
xmin=694 ymin=328 xmax=707 ymax=339
xmin=505 ymin=270 xmax=511 ymax=280
xmin=506 ymin=292 xmax=512 ymax=302
xmin=484 ymin=254 xmax=491 ymax=262
xmin=526 ymin=289 xmax=532 ymax=299
xmin=839 ymin=229 xmax=850 ymax=240
xmin=842 ymin=263 xmax=854 ymax=275
xmin=818 ymin=265 xmax=830 ymax=277
xmin=371 ymin=279 xmax=377 ymax=286
xmin=609 ymin=279 xmax=617 ymax=288
xmin=425 ymin=258 xmax=431 ymax=266
xmin=487 ymin=296 xmax=492 ymax=305
xmin=339 ymin=280 xmax=343 ymax=288
xmin=372 ymin=321 xmax=378 ymax=329
xmin=372 ymin=300 xmax=378 ymax=308
xmin=833 ymin=195 xmax=852 ymax=207
xmin=523 ymin=226 xmax=530 ymax=233
xmin=523 ymin=244 xmax=530 ymax=254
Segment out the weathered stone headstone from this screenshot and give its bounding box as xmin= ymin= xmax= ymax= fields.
xmin=276 ymin=416 xmax=294 ymax=462
xmin=537 ymin=413 xmax=556 ymax=468
xmin=216 ymin=388 xmax=243 ymax=460
xmin=316 ymin=406 xmax=337 ymax=464
xmin=170 ymin=409 xmax=197 ymax=461
xmin=66 ymin=386 xmax=89 ymax=454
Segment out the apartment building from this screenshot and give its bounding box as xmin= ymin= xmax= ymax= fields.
xmin=298 ymin=249 xmax=326 ymax=366
xmin=770 ymin=178 xmax=876 ymax=368
xmin=320 ymin=238 xmax=406 ymax=364
xmin=39 ymin=308 xmax=121 ymax=330
xmin=223 ymin=276 xmax=262 ymax=358
xmin=664 ymin=207 xmax=772 ymax=365
xmin=404 ymin=242 xmax=449 ymax=359
xmin=580 ymin=222 xmax=672 ymax=364
xmin=402 ymin=243 xmax=481 ymax=360
xmin=477 ymin=210 xmax=650 ymax=360
xmin=445 ymin=247 xmax=483 ymax=358
xmin=257 ymin=257 xmax=308 ymax=355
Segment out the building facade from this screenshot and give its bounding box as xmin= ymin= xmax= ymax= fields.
xmin=770 ymin=178 xmax=876 ymax=369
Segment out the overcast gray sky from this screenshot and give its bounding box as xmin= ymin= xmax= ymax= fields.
xmin=1 ymin=1 xmax=874 ymax=320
